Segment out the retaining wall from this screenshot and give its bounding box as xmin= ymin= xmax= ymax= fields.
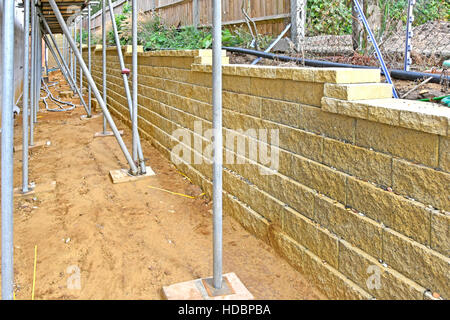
xmin=83 ymin=47 xmax=449 ymax=300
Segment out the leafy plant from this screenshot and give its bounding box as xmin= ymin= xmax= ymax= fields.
xmin=113 ymin=10 xmax=273 ymax=51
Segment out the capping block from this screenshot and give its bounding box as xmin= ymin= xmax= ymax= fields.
xmin=192 ymin=64 xmax=381 ymax=84
xmin=322 ymin=97 xmax=449 ymax=136
xmin=324 ymin=83 xmax=393 ymax=100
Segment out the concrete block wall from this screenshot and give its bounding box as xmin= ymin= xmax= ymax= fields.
xmin=83 ymin=47 xmax=450 ymax=300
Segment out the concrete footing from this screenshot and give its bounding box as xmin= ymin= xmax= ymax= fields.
xmin=162 ymin=272 xmax=254 ymax=300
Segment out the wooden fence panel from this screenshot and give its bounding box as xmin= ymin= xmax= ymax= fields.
xmin=89 ymin=0 xmax=291 ymax=36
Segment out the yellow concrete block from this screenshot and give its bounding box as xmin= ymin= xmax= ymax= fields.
xmin=278 ymin=125 xmax=323 ymax=163
xmin=193 ymin=56 xmax=229 ymax=65
xmin=315 ymin=68 xmax=381 ymax=84
xmin=439 ymin=136 xmax=450 ymax=172
xmin=392 ymin=159 xmax=450 ymax=211
xmin=431 ymin=211 xmax=450 ymax=257
xmin=324 ymin=83 xmax=393 ymax=100
xmin=223 ymin=169 xmax=284 ymax=226
xmin=270 ymin=231 xmax=373 ymax=299
xmin=124 ymin=45 xmax=143 ymax=54
xmin=346 ymin=176 xmax=431 ymax=246
xmin=314 ymin=194 xmax=383 ymax=257
xmin=299 ymin=105 xmax=355 ymax=142
xmin=322 ymin=137 xmax=392 ymax=186
xmin=222 ymin=91 xmax=261 ymax=117
xmin=279 ymin=150 xmax=347 ymax=203
xmin=355 ymin=119 xmax=439 ymax=167
xmin=283 ymin=207 xmax=340 ymax=268
xmin=260 ymin=98 xmax=301 ymax=128
xmin=339 ymin=240 xmax=427 ymax=300
xmin=382 ymin=228 xmax=450 ymax=298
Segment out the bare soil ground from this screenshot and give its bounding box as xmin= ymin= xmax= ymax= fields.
xmin=7 ymin=71 xmax=325 ymax=300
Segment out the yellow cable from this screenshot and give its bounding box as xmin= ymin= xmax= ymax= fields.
xmin=176 ymin=170 xmax=192 ymax=183
xmin=148 ymin=185 xmax=196 ymax=199
xmin=32 ymin=245 xmax=37 ymax=300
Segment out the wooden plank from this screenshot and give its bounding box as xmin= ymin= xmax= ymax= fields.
xmin=109 ymin=166 xmax=156 ymax=184
xmin=14 ymin=140 xmax=49 ymax=152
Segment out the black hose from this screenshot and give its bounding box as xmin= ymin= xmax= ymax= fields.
xmin=223 ymin=46 xmax=448 ymax=84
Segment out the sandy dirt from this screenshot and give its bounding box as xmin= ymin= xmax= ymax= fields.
xmin=6 ymin=71 xmax=325 ymax=300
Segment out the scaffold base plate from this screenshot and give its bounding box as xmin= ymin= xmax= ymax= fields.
xmin=162 ymin=272 xmax=253 ymax=300
xmin=14 ymin=181 xmax=56 ymax=196
xmin=80 ymin=113 xmax=103 ymax=120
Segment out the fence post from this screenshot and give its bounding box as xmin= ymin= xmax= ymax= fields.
xmin=193 ymin=0 xmax=199 ymax=28
xmin=290 ymin=0 xmax=306 ymax=51
xmin=352 ymin=0 xmax=363 ymax=51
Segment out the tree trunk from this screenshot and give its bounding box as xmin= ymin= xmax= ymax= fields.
xmin=352 ymin=0 xmax=363 ymax=51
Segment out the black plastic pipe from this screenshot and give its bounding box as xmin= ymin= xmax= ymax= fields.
xmin=223 ymin=46 xmax=448 ymax=84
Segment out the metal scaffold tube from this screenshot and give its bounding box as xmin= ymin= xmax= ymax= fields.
xmin=35 ymin=26 xmax=41 ymax=124
xmin=88 ymin=4 xmax=92 ymax=115
xmin=404 ymin=0 xmax=415 ymax=72
xmin=43 ymin=32 xmax=73 ymax=92
xmin=39 ymin=11 xmax=89 ymax=116
xmin=132 ymin=0 xmax=138 ymax=163
xmin=70 ymin=26 xmax=74 ymax=80
xmin=30 ymin=0 xmax=36 ymax=145
xmin=106 ymin=0 xmax=146 ymax=173
xmin=1 ymin=0 xmax=16 ymax=300
xmin=212 ymin=0 xmax=223 ymax=290
xmin=73 ymin=23 xmax=77 ymax=85
xmin=38 ymin=13 xmax=75 ymax=93
xmin=48 ymin=0 xmax=138 ymax=175
xmin=22 ymin=0 xmax=31 ymax=193
xmin=102 ymin=0 xmax=107 ymax=133
xmin=79 ymin=16 xmax=83 ymax=92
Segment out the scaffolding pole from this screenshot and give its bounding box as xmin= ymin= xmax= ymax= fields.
xmin=22 ymin=0 xmax=31 ymax=193
xmin=39 ymin=11 xmax=89 ymax=116
xmin=30 ymin=0 xmax=36 ymax=145
xmin=48 ymin=0 xmax=139 ymax=175
xmin=102 ymin=0 xmax=107 ymax=133
xmin=106 ymin=0 xmax=146 ymax=173
xmin=1 ymin=0 xmax=16 ymax=300
xmin=73 ymin=23 xmax=77 ymax=85
xmin=35 ymin=25 xmax=41 ymax=123
xmin=79 ymin=15 xmax=83 ymax=93
xmin=88 ymin=3 xmax=92 ymax=115
xmin=43 ymin=32 xmax=74 ymax=93
xmin=70 ymin=26 xmax=74 ymax=80
xmin=212 ymin=0 xmax=223 ymax=290
xmin=404 ymin=0 xmax=415 ymax=71
xmin=132 ymin=0 xmax=138 ymax=163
